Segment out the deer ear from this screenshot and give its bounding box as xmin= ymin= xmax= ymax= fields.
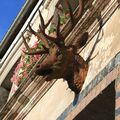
xmin=79 ymin=32 xmax=89 ymax=48
xmin=73 ymin=32 xmax=89 ymax=48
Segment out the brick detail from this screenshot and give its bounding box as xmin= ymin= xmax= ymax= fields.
xmin=116 ymin=83 xmax=120 ymax=92
xmin=115 ymin=108 xmax=120 ymax=117
xmin=116 ymin=114 xmax=120 ymax=120
xmin=115 ymin=71 xmax=120 ymax=120
xmin=116 ymin=97 xmax=120 ymax=110
xmin=116 ymin=92 xmax=120 ymax=99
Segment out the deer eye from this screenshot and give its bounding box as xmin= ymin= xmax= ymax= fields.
xmin=56 ymin=49 xmax=61 ymax=56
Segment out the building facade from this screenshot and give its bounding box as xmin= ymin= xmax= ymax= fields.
xmin=0 ymin=0 xmax=120 ymax=120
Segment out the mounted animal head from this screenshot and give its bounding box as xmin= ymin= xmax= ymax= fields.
xmin=22 ymin=0 xmax=89 ymax=94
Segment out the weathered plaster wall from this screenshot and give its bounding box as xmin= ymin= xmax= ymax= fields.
xmin=23 ymin=3 xmax=120 ymax=120
xmin=23 ymin=80 xmax=74 ymax=120
xmin=82 ymin=8 xmax=120 ymax=89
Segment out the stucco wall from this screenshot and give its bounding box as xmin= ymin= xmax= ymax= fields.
xmin=82 ymin=8 xmax=120 ymax=89
xmin=23 ymin=3 xmax=120 ymax=120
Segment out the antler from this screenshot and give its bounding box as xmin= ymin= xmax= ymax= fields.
xmin=76 ymin=0 xmax=84 ymax=19
xmin=25 ymin=10 xmax=54 ymax=49
xmin=39 ymin=14 xmax=65 ymax=49
xmin=40 ymin=0 xmax=84 ymax=47
xmin=22 ymin=9 xmax=61 ymax=56
xmin=23 ymin=0 xmax=84 ymax=55
xmin=38 ymin=10 xmax=53 ymax=32
xmin=22 ymin=33 xmax=49 ymax=55
xmin=28 ymin=24 xmax=50 ymax=48
xmin=65 ymin=0 xmax=84 ymax=25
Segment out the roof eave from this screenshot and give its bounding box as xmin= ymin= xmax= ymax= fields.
xmin=0 ymin=0 xmax=39 ymax=59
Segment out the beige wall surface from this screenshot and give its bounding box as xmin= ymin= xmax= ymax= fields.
xmin=24 ymin=5 xmax=120 ymax=120
xmin=23 ymin=80 xmax=74 ymax=120
xmin=82 ymin=8 xmax=120 ymax=89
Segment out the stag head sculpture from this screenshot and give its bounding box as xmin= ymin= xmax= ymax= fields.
xmin=22 ymin=0 xmax=89 ymax=94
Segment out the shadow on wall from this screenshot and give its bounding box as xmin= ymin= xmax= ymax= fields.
xmin=117 ymin=0 xmax=120 ymax=9
xmin=73 ymin=11 xmax=104 ymax=105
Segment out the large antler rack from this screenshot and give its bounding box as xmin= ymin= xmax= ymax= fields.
xmin=22 ymin=10 xmax=54 ymax=55
xmin=22 ymin=33 xmax=49 ymax=55
xmin=21 ymin=0 xmax=89 ymax=95
xmin=60 ymin=0 xmax=84 ymax=37
xmin=22 ymin=0 xmax=84 ymax=55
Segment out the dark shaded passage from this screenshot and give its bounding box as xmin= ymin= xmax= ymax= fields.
xmin=74 ymin=81 xmax=115 ymax=120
